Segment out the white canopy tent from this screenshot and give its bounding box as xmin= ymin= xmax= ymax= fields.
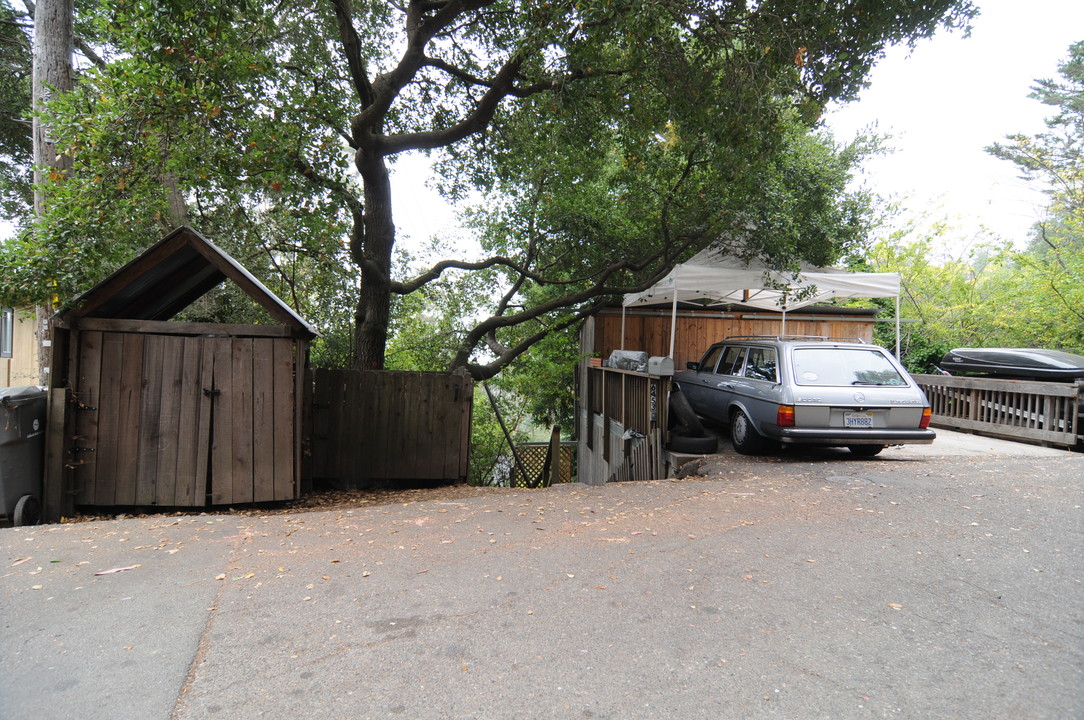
xmin=621 ymin=246 xmax=902 ymax=357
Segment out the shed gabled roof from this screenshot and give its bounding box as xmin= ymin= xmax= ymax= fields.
xmin=55 ymin=226 xmax=318 ymax=338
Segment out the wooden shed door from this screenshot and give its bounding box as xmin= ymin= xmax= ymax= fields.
xmin=73 ymin=332 xmax=297 ymax=507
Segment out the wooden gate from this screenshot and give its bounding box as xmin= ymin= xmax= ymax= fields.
xmin=72 ymin=331 xmax=299 ymax=507
xmin=306 ymin=368 xmax=473 ymax=487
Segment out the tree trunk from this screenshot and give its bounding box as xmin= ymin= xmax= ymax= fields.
xmin=31 ymin=0 xmax=73 ymax=386
xmin=353 ymin=149 xmax=395 ymax=370
xmin=31 ymin=0 xmax=72 ymax=216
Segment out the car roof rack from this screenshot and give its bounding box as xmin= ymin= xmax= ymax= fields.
xmin=723 ymin=335 xmax=867 ymax=343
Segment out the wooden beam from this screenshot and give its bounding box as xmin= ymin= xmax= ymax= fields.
xmin=42 ymin=388 xmax=70 ymax=522
xmin=70 ymin=317 xmax=299 ymax=338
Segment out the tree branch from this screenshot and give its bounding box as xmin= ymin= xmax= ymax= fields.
xmin=365 ymin=49 xmax=524 ymax=155
xmin=329 ymin=0 xmax=375 ymax=107
xmin=464 ymin=300 xmax=606 ymax=380
xmin=448 ymin=233 xmax=706 ymax=373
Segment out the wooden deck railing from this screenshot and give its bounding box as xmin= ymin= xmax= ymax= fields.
xmin=912 ymin=374 xmax=1083 ymax=448
xmin=580 ymin=365 xmax=670 ymax=483
xmin=585 ymin=366 xmax=667 ymax=439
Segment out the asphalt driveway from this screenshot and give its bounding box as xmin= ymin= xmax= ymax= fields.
xmin=2 ymin=431 xmax=1081 ymax=720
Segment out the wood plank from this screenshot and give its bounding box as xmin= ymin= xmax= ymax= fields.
xmin=93 ymin=333 xmax=125 ymax=506
xmin=153 ymin=335 xmax=186 ymax=506
xmin=251 ymin=338 xmax=275 ymax=502
xmin=434 ymin=375 xmax=455 ymax=478
xmin=209 ymin=337 xmax=234 ymax=505
xmin=914 ymin=374 xmax=1079 ymax=397
xmin=74 ymin=331 xmax=103 ymax=505
xmin=292 ymin=341 xmax=305 ymax=498
xmin=328 ymin=370 xmax=349 ymax=484
xmin=272 ymin=337 xmax=296 ymax=500
xmin=932 ymin=416 xmax=1077 ymax=446
xmin=398 ymin=373 xmax=419 ymax=478
xmin=422 ymin=374 xmax=442 ymax=477
xmin=113 ymin=333 xmax=145 ymax=505
xmin=309 ymin=369 xmax=327 ymax=479
xmin=135 ymin=335 xmax=167 ymax=506
xmin=332 ymin=369 xmax=346 ymax=482
xmin=300 ymin=367 xmax=314 ymax=486
xmin=173 ymin=337 xmax=205 ymax=506
xmin=231 ymin=337 xmax=255 ymax=504
xmin=310 ymin=369 xmax=333 ymax=479
xmin=42 ymin=389 xmax=69 ymax=523
xmin=399 ymin=374 xmax=423 ymax=478
xmin=192 ymin=338 xmax=214 ymax=506
xmin=72 ymin=317 xmax=300 ymax=338
xmin=365 ymin=370 xmax=386 ymax=481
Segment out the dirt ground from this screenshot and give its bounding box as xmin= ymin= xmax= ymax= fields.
xmin=62 ymin=482 xmax=509 ymax=524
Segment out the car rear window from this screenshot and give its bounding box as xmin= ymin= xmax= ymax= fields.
xmin=792 ymin=348 xmax=908 ymax=386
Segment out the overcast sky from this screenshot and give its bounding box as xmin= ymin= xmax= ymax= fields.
xmin=824 ymin=0 xmax=1084 ymax=247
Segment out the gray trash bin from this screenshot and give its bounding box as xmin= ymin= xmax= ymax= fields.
xmin=1 ymin=386 xmax=47 ymax=526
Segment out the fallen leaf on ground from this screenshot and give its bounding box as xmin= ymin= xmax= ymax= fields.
xmin=95 ymin=565 xmax=141 ymax=576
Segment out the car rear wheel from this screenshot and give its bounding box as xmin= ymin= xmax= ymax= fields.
xmin=730 ymin=410 xmax=767 ymax=455
xmin=848 ymin=445 xmax=885 ymax=457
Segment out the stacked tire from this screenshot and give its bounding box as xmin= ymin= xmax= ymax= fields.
xmin=667 ymin=388 xmax=718 ymax=454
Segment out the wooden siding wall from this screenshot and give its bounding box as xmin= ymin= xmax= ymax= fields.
xmin=593 ymin=308 xmax=876 ymax=371
xmin=306 ymin=368 xmax=473 ymax=487
xmin=2 ymin=307 xmax=41 ymax=386
xmin=71 ymin=332 xmax=299 ymax=507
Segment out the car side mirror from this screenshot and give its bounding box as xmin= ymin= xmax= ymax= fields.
xmin=686 ymin=361 xmax=700 ymax=371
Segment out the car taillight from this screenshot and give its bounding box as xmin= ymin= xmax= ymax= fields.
xmin=777 ymin=405 xmax=795 ymax=427
xmin=919 ymin=407 xmax=932 ymax=429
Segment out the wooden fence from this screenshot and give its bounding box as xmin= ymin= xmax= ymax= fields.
xmin=913 ymin=374 xmax=1083 ymax=448
xmin=587 ymin=306 xmax=877 ymax=376
xmin=305 ymin=368 xmax=473 ymax=487
xmin=507 ymin=442 xmax=577 ymax=488
xmin=578 ymin=365 xmax=670 ymax=484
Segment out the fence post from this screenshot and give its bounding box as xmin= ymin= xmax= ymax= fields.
xmin=547 ymin=426 xmax=561 ymax=487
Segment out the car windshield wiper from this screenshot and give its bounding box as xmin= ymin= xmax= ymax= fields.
xmin=851 ymin=380 xmax=893 ymax=385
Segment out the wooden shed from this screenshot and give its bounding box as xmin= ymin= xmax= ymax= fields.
xmin=583 ymin=303 xmax=880 ymax=371
xmin=46 ymin=227 xmax=317 ymax=517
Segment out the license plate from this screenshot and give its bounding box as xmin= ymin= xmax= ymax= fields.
xmin=844 ymin=411 xmax=874 ymax=428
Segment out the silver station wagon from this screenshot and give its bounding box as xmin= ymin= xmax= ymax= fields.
xmin=673 ymin=336 xmax=936 ymax=456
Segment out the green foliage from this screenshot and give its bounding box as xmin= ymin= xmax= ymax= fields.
xmin=865 ymin=217 xmax=1083 ymax=369
xmin=467 ymin=385 xmax=530 ymax=487
xmin=0 ymin=0 xmax=358 ymax=336
xmin=4 ymin=0 xmax=980 ymax=398
xmin=0 ymin=1 xmax=31 ymax=224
